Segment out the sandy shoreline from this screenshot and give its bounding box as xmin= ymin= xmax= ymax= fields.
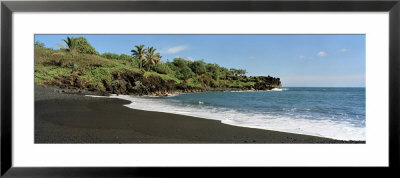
xmin=34 ymin=85 xmax=364 ymax=143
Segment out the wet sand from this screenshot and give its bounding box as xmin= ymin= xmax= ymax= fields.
xmin=34 ymin=85 xmax=363 ymax=143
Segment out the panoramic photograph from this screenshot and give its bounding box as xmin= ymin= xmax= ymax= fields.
xmin=34 ymin=34 xmax=365 ymax=143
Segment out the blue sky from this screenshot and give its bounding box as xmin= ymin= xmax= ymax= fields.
xmin=35 ymin=34 xmax=365 ymax=87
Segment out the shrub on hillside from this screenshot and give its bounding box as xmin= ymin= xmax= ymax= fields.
xmin=34 ymin=41 xmax=46 ymax=48
xmin=67 ymin=62 xmax=79 ymax=71
xmin=153 ymin=63 xmax=172 ymax=74
xmin=118 ymin=54 xmax=133 ymax=61
xmin=196 ymin=74 xmax=213 ymax=87
xmin=172 ymin=58 xmax=188 ymax=68
xmin=175 ymin=66 xmax=195 ymax=80
xmin=101 ymin=52 xmax=120 ymax=60
xmin=189 ymin=60 xmax=206 ymax=75
xmin=166 ymin=61 xmax=178 ymax=71
xmin=75 ymin=37 xmax=100 ymax=55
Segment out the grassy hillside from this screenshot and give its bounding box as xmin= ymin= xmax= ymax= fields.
xmin=34 ymin=37 xmax=281 ymax=95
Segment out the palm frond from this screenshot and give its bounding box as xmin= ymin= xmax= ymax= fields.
xmin=56 ymin=43 xmax=66 ymax=49
xmin=59 ymin=36 xmax=77 ymax=52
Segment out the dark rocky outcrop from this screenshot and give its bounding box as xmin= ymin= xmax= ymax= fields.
xmin=103 ymin=71 xmax=179 ymax=95
xmin=46 ymin=70 xmax=281 ymax=96
xmin=253 ymin=76 xmax=282 ymax=90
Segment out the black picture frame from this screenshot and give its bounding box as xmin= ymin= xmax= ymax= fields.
xmin=1 ymin=0 xmax=399 ymax=177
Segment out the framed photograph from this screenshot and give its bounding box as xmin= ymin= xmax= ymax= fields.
xmin=1 ymin=0 xmax=399 ymax=177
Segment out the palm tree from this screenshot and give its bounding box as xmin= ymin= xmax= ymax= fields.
xmin=154 ymin=53 xmax=162 ymax=64
xmin=145 ymin=47 xmax=162 ymax=71
xmin=57 ymin=37 xmax=77 ymax=57
xmin=131 ymin=44 xmax=147 ymax=70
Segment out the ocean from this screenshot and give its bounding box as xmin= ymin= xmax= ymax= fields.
xmin=109 ymin=87 xmax=366 ymax=141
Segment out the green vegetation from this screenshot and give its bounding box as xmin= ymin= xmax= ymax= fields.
xmin=55 ymin=36 xmax=99 ymax=57
xmin=34 ymin=36 xmax=281 ymax=95
xmin=56 ymin=37 xmax=77 ymax=54
xmin=153 ymin=63 xmax=172 ymax=74
xmin=101 ymin=52 xmax=120 ymax=60
xmin=131 ymin=44 xmax=147 ymax=70
xmin=34 ymin=40 xmax=45 ymax=48
xmin=145 ymin=46 xmax=162 ymax=70
xmin=75 ymin=37 xmax=99 ymax=55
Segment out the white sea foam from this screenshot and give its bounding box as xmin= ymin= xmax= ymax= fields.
xmin=166 ymin=93 xmax=180 ymax=97
xmin=270 ymin=88 xmax=282 ymax=91
xmin=230 ymin=90 xmax=255 ymax=92
xmin=91 ymin=95 xmax=365 ymax=141
xmin=229 ymin=88 xmax=286 ymax=92
xmin=85 ymin=95 xmax=108 ymax=98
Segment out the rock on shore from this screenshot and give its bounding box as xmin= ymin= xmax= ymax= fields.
xmin=46 ymin=70 xmax=282 ymax=96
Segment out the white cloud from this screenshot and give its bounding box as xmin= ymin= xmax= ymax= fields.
xmin=187 ymin=56 xmax=195 ymax=61
xmin=340 ymin=48 xmax=350 ymax=52
xmin=299 ymin=55 xmax=306 ymax=59
xmin=249 ymin=56 xmax=256 ymax=60
xmin=164 ymin=45 xmax=187 ymax=54
xmin=317 ymin=51 xmax=327 ymax=57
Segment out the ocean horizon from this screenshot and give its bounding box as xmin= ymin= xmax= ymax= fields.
xmin=104 ymin=87 xmax=366 ymax=141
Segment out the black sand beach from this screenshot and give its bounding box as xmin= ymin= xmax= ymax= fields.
xmin=34 ymin=85 xmax=363 ymax=143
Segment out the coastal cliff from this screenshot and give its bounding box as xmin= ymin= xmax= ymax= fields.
xmin=46 ymin=69 xmax=281 ymax=96
xmin=34 ymin=37 xmax=281 ymax=96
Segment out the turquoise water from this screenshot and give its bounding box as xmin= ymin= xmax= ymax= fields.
xmin=113 ymin=87 xmax=366 ymax=141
